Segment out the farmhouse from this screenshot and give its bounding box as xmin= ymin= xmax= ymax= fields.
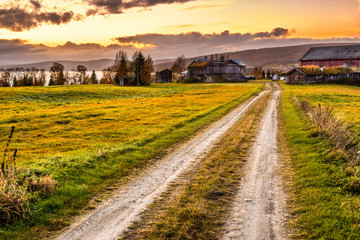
xmin=155 ymin=69 xmax=173 ymax=83
xmin=300 ymin=45 xmax=360 ymax=68
xmin=186 ymin=58 xmax=246 ymax=82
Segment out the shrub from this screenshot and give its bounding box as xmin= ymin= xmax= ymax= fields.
xmin=1 ymin=127 xmax=58 ymax=224
xmin=328 ymin=77 xmax=360 ymax=86
xmin=0 ymin=172 xmax=31 ymax=224
xmin=182 ymin=77 xmax=200 ymax=83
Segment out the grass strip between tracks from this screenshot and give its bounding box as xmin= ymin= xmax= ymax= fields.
xmin=120 ymin=91 xmax=271 ymax=240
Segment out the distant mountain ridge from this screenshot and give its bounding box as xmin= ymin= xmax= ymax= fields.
xmin=2 ymin=43 xmax=357 ymax=71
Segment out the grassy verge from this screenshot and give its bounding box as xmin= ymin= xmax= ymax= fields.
xmin=0 ymin=84 xmax=263 ymax=239
xmin=281 ymin=89 xmax=360 ymax=239
xmin=120 ymin=91 xmax=271 ymax=240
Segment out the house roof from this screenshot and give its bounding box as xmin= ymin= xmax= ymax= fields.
xmin=230 ymin=59 xmax=246 ymax=67
xmin=158 ymin=68 xmax=172 ymax=73
xmin=188 ymin=59 xmax=212 ymax=68
xmin=188 ymin=58 xmax=246 ymax=68
xmin=300 ymin=45 xmax=360 ymax=61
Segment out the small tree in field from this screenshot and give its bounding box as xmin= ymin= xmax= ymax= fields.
xmin=90 ymin=70 xmax=97 ymax=84
xmin=140 ymin=56 xmax=154 ymax=86
xmin=49 ymin=63 xmax=66 ymax=85
xmin=170 ymin=55 xmax=186 ymax=74
xmin=76 ymin=65 xmax=89 ymax=84
xmin=133 ymin=51 xmax=145 ymax=85
xmin=114 ymin=51 xmax=128 ymax=85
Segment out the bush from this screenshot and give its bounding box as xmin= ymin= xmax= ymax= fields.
xmin=182 ymin=77 xmax=200 ymax=83
xmin=0 ymin=173 xmax=30 ymax=224
xmin=328 ymin=77 xmax=360 ymax=86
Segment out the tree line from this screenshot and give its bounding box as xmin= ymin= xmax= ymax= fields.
xmin=102 ymin=51 xmax=154 ymax=86
xmin=0 ymin=51 xmax=154 ymax=87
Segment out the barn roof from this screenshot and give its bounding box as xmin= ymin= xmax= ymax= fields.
xmin=300 ymin=45 xmax=360 ymax=61
xmin=286 ymin=66 xmax=353 ymax=76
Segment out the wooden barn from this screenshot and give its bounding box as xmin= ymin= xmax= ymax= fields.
xmin=300 ymin=45 xmax=360 ymax=68
xmin=286 ymin=67 xmax=324 ymax=84
xmin=187 ymin=58 xmax=246 ymax=82
xmin=155 ymin=69 xmax=173 ymax=83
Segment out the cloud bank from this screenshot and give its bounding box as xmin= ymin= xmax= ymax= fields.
xmin=85 ymin=0 xmax=195 ymax=15
xmin=0 ymin=28 xmax=359 ymax=66
xmin=0 ymin=0 xmax=195 ymax=31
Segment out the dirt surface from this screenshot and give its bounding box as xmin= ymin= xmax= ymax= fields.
xmin=222 ymin=87 xmax=288 ymax=240
xmin=54 ymin=91 xmax=267 ymax=240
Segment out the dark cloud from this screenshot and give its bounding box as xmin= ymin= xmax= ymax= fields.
xmin=29 ymin=0 xmax=41 ymax=10
xmin=0 ymin=7 xmax=77 ymax=31
xmin=115 ymin=28 xmax=292 ymax=47
xmin=271 ymin=27 xmax=290 ymax=37
xmin=85 ymin=0 xmax=195 ymax=15
xmin=0 ymin=0 xmax=196 ymax=31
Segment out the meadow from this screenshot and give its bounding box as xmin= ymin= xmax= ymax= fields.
xmin=281 ymin=84 xmax=360 ymax=239
xmin=0 ymin=83 xmax=262 ymax=239
xmin=284 ymin=84 xmax=360 ymax=135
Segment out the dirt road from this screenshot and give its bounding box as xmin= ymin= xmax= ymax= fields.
xmin=222 ymin=88 xmax=287 ymax=240
xmin=54 ymin=91 xmax=267 ymax=240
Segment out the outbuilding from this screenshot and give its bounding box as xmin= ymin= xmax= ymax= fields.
xmin=155 ymin=69 xmax=173 ymax=83
xmin=285 ymin=67 xmax=324 ymax=84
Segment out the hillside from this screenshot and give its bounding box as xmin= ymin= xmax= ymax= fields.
xmin=2 ymin=43 xmax=356 ymax=71
xmin=155 ymin=43 xmax=356 ymax=70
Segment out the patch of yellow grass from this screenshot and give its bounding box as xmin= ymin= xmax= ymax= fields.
xmin=0 ymin=84 xmax=261 ymax=168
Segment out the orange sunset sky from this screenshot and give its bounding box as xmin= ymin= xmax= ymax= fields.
xmin=0 ymin=0 xmax=359 ymax=65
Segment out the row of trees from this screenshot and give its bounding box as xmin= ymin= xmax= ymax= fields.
xmin=0 ymin=67 xmax=47 ymax=87
xmin=0 ymin=65 xmax=99 ymax=87
xmin=251 ymin=67 xmax=278 ymax=79
xmin=48 ymin=63 xmax=98 ymax=86
xmin=0 ymin=51 xmax=155 ymax=87
xmin=103 ymin=51 xmax=154 ymax=86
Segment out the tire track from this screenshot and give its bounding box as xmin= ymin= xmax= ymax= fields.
xmin=54 ymin=90 xmax=268 ymax=240
xmin=222 ymin=87 xmax=288 ymax=240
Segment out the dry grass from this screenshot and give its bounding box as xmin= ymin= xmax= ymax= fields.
xmin=0 ymin=127 xmax=58 ymax=224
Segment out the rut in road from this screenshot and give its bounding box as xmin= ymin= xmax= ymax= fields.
xmin=54 ymin=91 xmax=267 ymax=240
xmin=222 ymin=89 xmax=288 ymax=240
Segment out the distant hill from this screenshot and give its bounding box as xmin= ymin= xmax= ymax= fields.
xmin=2 ymin=58 xmax=175 ymax=71
xmin=2 ymin=43 xmax=356 ymax=71
xmin=2 ymin=59 xmax=114 ymax=71
xmin=155 ymin=43 xmax=357 ymax=70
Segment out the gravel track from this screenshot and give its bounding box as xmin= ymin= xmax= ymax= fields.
xmin=54 ymin=91 xmax=267 ymax=240
xmin=222 ymin=88 xmax=288 ymax=240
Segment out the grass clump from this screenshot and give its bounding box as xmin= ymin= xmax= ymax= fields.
xmin=1 ymin=127 xmax=58 ymax=225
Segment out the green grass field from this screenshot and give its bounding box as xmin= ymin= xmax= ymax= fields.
xmin=284 ymin=84 xmax=360 ymax=135
xmin=0 ymin=83 xmax=262 ymax=239
xmin=281 ymin=84 xmax=360 ymax=239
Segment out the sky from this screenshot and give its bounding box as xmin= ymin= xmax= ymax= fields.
xmin=0 ymin=0 xmax=359 ymax=65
